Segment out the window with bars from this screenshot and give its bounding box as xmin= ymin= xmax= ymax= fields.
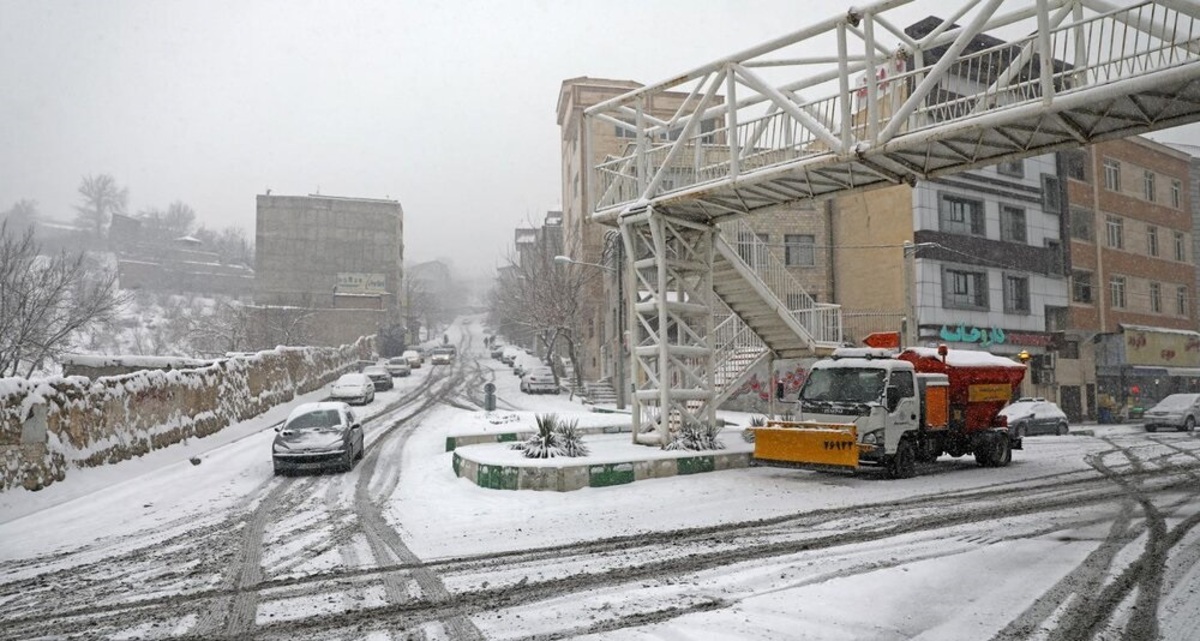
xmin=1147 ymin=225 xmax=1159 ymax=257
xmin=1072 ymin=270 xmax=1092 ymax=304
xmin=1069 ymin=208 xmax=1094 ymax=242
xmin=737 ymin=232 xmax=770 ymax=268
xmin=1179 ymin=286 xmax=1190 ymax=316
xmin=939 ymin=194 xmax=985 ymax=236
xmin=943 ymin=267 xmax=989 ymax=310
xmin=1172 ymin=179 xmax=1182 ymax=208
xmin=784 ymin=234 xmax=815 ymax=267
xmin=1104 ymin=159 xmax=1121 ymax=191
xmin=1144 ymin=171 xmax=1157 ymax=202
xmin=1000 ymin=206 xmax=1027 ymax=243
xmin=1150 ymin=282 xmax=1162 ymax=313
xmin=1110 ymin=275 xmax=1127 ymax=308
xmin=1175 ymin=231 xmax=1187 ymax=262
xmin=1065 ymin=149 xmax=1088 ymax=181
xmin=1042 ymin=174 xmax=1062 ymax=213
xmin=1106 ymin=216 xmax=1123 ymax=249
xmin=1003 ymin=274 xmax=1031 ymax=314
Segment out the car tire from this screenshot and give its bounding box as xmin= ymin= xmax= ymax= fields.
xmin=1183 ymin=416 xmax=1195 ymax=433
xmin=340 ymin=449 xmax=355 ymax=473
xmin=887 ymin=439 xmax=917 ymax=479
xmin=1056 ymin=421 xmax=1068 ymax=436
xmin=1146 ymin=424 xmax=1158 ymax=433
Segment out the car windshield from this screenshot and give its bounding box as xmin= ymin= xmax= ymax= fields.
xmin=389 ymin=358 xmax=406 ymax=365
xmin=285 ymin=410 xmax=343 ymax=431
xmin=799 ymin=367 xmax=886 ymax=404
xmin=364 ymin=367 xmax=386 ymax=375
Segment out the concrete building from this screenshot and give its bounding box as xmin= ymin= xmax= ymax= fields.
xmin=255 ymin=194 xmax=403 ymax=347
xmin=1062 ymin=137 xmax=1199 ymax=420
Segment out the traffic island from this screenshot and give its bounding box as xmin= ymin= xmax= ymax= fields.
xmin=451 ymin=432 xmax=753 ymax=491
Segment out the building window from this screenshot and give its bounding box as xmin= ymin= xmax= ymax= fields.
xmin=1061 ymin=340 xmax=1080 ymax=359
xmin=614 ymin=123 xmax=637 ymax=139
xmin=1147 ymin=225 xmax=1159 ymax=257
xmin=1069 ymin=207 xmax=1094 ymax=242
xmin=997 ymin=159 xmax=1024 ymax=177
xmin=1179 ymin=286 xmax=1190 ymax=316
xmin=943 ymin=267 xmax=989 ymax=310
xmin=784 ymin=234 xmax=816 ymax=267
xmin=1000 ymin=206 xmax=1027 ymax=243
xmin=1172 ymin=179 xmax=1182 ymax=208
xmin=1175 ymin=231 xmax=1186 ymax=261
xmin=1150 ymin=282 xmax=1162 ymax=313
xmin=1042 ymin=174 xmax=1062 ymax=213
xmin=1106 ymin=216 xmax=1123 ymax=249
xmin=1144 ymin=170 xmax=1157 ymax=202
xmin=1110 ymin=275 xmax=1127 ymax=308
xmin=1072 ymin=270 xmax=1093 ymax=304
xmin=939 ymin=194 xmax=985 ymax=236
xmin=1104 ymin=159 xmax=1121 ymax=191
xmin=1003 ymin=274 xmax=1031 ymax=314
xmin=1065 ymin=149 xmax=1088 ymax=181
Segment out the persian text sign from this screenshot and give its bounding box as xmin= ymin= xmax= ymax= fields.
xmin=1125 ymin=329 xmax=1200 ymax=367
xmin=337 ymin=272 xmax=387 ymax=295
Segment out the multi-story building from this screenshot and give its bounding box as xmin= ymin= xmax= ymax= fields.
xmin=831 ymin=154 xmax=1070 ymax=388
xmin=255 ymin=194 xmax=403 ymax=347
xmin=1061 ymin=137 xmax=1198 ymax=419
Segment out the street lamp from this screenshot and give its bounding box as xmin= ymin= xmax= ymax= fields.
xmin=555 ymin=253 xmax=625 ymax=410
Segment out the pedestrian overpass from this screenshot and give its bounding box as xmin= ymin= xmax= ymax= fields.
xmin=583 ymin=0 xmax=1200 ymax=444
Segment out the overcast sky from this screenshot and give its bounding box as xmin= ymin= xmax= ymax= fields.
xmin=2 ymin=0 xmax=1193 ymax=278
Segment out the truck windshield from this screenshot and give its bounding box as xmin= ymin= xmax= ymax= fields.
xmin=798 ymin=368 xmax=886 ymax=404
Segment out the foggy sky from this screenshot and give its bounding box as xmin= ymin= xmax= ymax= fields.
xmin=2 ymin=0 xmax=1192 ymax=278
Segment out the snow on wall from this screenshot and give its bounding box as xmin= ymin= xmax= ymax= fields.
xmin=0 ymin=336 xmax=375 ymax=492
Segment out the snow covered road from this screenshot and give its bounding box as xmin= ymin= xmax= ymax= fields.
xmin=2 ymin=322 xmax=1199 ymax=640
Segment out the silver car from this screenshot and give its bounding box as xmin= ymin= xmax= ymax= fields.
xmin=330 ymin=373 xmax=375 ymax=405
xmin=1143 ymin=393 xmax=1200 ymax=432
xmin=272 ymin=402 xmax=364 ymax=475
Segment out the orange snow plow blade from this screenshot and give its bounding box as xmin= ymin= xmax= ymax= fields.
xmin=752 ymin=422 xmax=859 ymax=470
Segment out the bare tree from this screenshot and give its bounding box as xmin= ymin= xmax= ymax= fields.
xmin=0 ymin=221 xmax=126 ymax=377
xmin=194 ymin=224 xmax=254 ymax=267
xmin=489 ymin=239 xmax=603 ymax=394
xmin=74 ymin=174 xmax=128 ymax=236
xmin=137 ymin=200 xmax=196 ymax=243
xmin=2 ymin=199 xmax=39 ymax=232
xmin=179 ymin=297 xmax=254 ymax=356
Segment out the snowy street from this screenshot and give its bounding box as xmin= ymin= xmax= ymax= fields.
xmin=2 ymin=320 xmax=1200 ymax=640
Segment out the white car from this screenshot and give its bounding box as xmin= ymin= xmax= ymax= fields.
xmin=402 ymin=350 xmax=423 ymax=368
xmin=1143 ymin=393 xmax=1200 ymax=432
xmin=329 ymin=373 xmax=375 ymax=405
xmin=520 ymin=366 xmax=559 ymax=394
xmin=385 ymin=357 xmax=411 ymax=377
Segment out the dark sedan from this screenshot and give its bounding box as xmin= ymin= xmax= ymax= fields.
xmin=272 ymin=402 xmax=365 ymax=475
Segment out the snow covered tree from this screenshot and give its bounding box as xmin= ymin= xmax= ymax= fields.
xmin=74 ymin=174 xmax=128 ymax=236
xmin=0 ymin=221 xmax=125 ymax=377
xmin=1 ymin=199 xmax=39 ymax=232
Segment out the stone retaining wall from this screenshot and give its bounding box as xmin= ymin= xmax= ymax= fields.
xmin=0 ymin=336 xmax=375 ymax=492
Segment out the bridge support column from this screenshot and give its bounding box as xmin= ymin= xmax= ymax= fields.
xmin=620 ymin=207 xmax=718 ymax=447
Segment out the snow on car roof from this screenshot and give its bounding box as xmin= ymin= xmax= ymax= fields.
xmin=336 ymin=373 xmax=370 ymax=383
xmin=287 ymin=401 xmax=349 ymax=421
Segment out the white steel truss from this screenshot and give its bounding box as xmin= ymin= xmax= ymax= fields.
xmin=592 ymin=0 xmax=1200 ymax=445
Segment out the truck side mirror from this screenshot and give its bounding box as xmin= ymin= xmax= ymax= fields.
xmin=886 ymin=386 xmax=902 ymax=412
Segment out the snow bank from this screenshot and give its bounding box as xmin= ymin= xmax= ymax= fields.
xmin=0 ymin=336 xmax=375 ymax=492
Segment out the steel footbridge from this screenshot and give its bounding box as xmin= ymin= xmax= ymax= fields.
xmin=584 ymin=0 xmax=1200 ymax=444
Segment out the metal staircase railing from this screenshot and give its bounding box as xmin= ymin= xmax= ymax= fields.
xmin=716 ymin=219 xmax=842 ymax=346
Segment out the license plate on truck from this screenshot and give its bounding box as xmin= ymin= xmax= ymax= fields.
xmin=752 ymin=422 xmax=859 ymax=470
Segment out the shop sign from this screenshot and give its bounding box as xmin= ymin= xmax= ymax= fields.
xmin=336 ymin=272 xmax=387 ymax=295
xmin=1124 ymin=328 xmax=1200 ymax=367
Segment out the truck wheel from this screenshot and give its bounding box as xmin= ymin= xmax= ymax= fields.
xmin=974 ymin=434 xmax=994 ymax=467
xmin=888 ymin=439 xmax=917 ymax=479
xmin=995 ymin=435 xmax=1012 ymax=467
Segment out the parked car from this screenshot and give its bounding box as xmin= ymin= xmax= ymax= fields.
xmin=385 ymin=357 xmax=411 ymax=377
xmin=999 ymin=397 xmax=1069 ymax=436
xmin=272 ymin=402 xmax=364 ymax=475
xmin=490 ymin=345 xmax=505 ymax=359
xmin=362 ymin=365 xmax=394 ymax=391
xmin=329 ymin=373 xmax=375 ymax=405
xmin=1143 ymin=393 xmax=1200 ymax=432
xmin=520 ymin=366 xmax=559 ymax=394
xmin=402 ymin=349 xmax=423 ymax=368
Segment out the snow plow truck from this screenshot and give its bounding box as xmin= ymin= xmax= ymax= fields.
xmin=752 ymin=345 xmax=1027 ymax=478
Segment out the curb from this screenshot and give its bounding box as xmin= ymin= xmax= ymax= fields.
xmin=452 ymin=448 xmax=752 ymax=491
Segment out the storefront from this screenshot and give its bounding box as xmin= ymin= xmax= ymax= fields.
xmin=1095 ymin=324 xmax=1200 ymax=420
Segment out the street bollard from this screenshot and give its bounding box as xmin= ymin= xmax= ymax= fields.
xmin=484 ymin=382 xmax=496 ymax=411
